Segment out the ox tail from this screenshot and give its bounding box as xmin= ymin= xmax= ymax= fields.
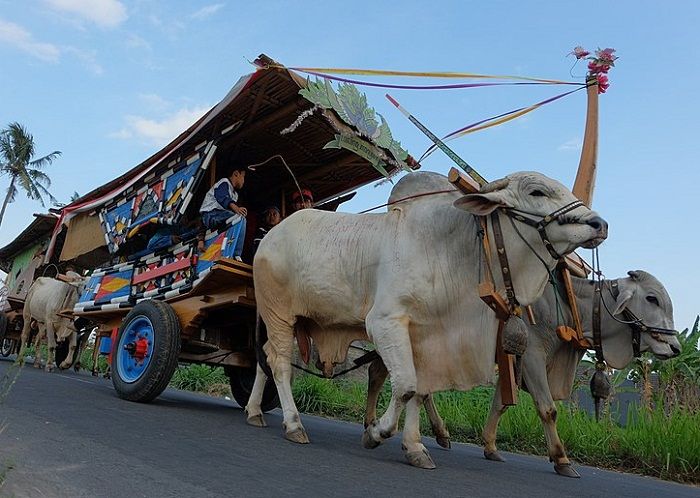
xmin=255 ymin=315 xmax=274 ymax=378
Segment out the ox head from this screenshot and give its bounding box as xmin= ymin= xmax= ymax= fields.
xmin=602 ymin=270 xmax=681 ymax=368
xmin=454 ymin=171 xmax=608 ymax=259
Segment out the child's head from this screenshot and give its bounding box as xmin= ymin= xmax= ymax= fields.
xmin=263 ymin=206 xmax=281 ymax=227
xmin=292 ymin=187 xmax=313 ymax=211
xmin=229 ymin=166 xmax=247 ymax=189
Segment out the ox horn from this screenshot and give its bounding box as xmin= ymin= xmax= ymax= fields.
xmin=480 ymin=177 xmax=510 ymax=193
xmin=572 ymin=77 xmax=599 ymax=208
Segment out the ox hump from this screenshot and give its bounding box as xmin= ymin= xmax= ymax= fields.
xmin=387 ymin=172 xmax=456 ymax=210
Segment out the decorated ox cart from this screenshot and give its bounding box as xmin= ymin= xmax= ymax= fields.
xmin=49 ymin=55 xmax=414 ymax=408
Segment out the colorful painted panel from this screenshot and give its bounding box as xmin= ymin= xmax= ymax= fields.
xmin=98 ymin=144 xmax=212 ymax=254
xmin=195 ymin=222 xmax=243 ymax=275
xmin=101 ymin=201 xmax=134 ymax=253
xmin=77 ymin=274 xmax=103 ymax=305
xmin=94 ymin=268 xmax=134 ymax=305
xmin=162 ymin=158 xmax=201 ymax=220
xmin=131 ymin=246 xmax=195 ymax=298
xmin=132 ymin=180 xmax=164 ymax=227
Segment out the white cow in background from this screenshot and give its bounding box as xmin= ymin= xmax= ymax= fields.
xmin=246 ymin=170 xmax=608 ymax=468
xmin=17 ymin=276 xmax=85 ymax=372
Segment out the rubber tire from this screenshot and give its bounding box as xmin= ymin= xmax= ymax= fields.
xmin=0 ymin=314 xmax=11 ymax=357
xmin=225 ymin=365 xmax=280 ymax=413
xmin=112 ymin=300 xmax=181 ymax=402
xmin=1 ymin=339 xmax=13 ymax=357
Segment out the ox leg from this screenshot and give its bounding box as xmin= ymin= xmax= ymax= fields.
xmin=45 ymin=323 xmax=57 ymax=372
xmin=245 ymin=364 xmax=269 ymax=428
xmin=363 ymin=313 xmax=416 ymax=448
xmin=483 ymin=383 xmax=509 ymax=462
xmin=424 ymin=394 xmax=451 ymax=449
xmin=402 ymin=394 xmax=436 ymax=469
xmin=59 ymin=333 xmax=77 ymax=370
xmin=16 ymin=318 xmax=33 ymax=367
xmin=264 ymin=324 xmax=309 ymax=444
xmin=523 ymin=362 xmax=579 ymax=478
xmin=32 ymin=328 xmax=46 ymax=369
xmin=365 ymin=358 xmax=388 ymax=428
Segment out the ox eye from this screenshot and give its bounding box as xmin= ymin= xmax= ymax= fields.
xmin=530 ymin=189 xmax=546 ymax=197
xmin=646 ymin=295 xmax=660 ymax=306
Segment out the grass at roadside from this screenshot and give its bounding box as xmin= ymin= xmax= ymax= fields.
xmin=291 ymin=374 xmax=700 ymax=484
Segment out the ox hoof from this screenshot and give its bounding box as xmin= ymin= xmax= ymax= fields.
xmin=33 ymin=362 xmax=42 ymax=369
xmin=362 ymin=428 xmax=381 ymax=449
xmin=405 ymin=448 xmax=436 ymax=470
xmin=554 ymin=463 xmax=580 ymax=478
xmin=436 ymin=435 xmax=451 ymax=449
xmin=284 ymin=427 xmax=310 ymax=444
xmin=59 ymin=362 xmax=71 ymax=370
xmin=246 ymin=414 xmax=267 ymax=428
xmin=484 ymin=450 xmax=506 ymax=462
xmin=44 ymin=364 xmax=55 ymax=373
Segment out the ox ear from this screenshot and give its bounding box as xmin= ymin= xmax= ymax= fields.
xmin=613 ymin=285 xmax=635 ymax=316
xmin=454 ymin=192 xmax=510 ymax=215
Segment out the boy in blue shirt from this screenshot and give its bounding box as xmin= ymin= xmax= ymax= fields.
xmin=199 ymin=166 xmax=247 ymax=261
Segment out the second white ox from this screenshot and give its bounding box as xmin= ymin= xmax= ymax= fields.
xmin=246 ymin=170 xmax=608 ymax=468
xmin=18 ymin=277 xmax=84 ymax=372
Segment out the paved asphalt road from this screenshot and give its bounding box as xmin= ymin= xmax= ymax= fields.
xmin=0 ymin=358 xmax=697 ymax=498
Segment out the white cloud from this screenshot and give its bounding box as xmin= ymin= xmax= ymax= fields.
xmin=192 ymin=3 xmax=225 ymax=20
xmin=63 ymin=45 xmax=103 ymax=75
xmin=0 ymin=18 xmax=60 ymax=62
xmin=111 ymin=105 xmax=211 ymax=146
xmin=558 ymin=137 xmax=583 ymax=151
xmin=44 ymin=0 xmax=127 ymax=28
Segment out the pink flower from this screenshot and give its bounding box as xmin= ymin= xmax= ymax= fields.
xmin=596 ymin=73 xmax=610 ymax=94
xmin=572 ymin=46 xmax=590 ymax=59
xmin=587 ymin=60 xmax=611 ymax=75
xmin=595 ymin=48 xmax=618 ymax=65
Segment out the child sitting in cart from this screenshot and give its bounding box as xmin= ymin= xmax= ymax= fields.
xmin=198 ymin=165 xmax=248 ymax=261
xmin=253 ymin=205 xmax=281 ymax=255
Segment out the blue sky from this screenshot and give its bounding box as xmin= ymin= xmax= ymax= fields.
xmin=1 ymin=1 xmax=698 ymax=329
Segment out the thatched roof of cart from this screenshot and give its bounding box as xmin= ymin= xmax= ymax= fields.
xmin=63 ymin=54 xmax=410 ymax=211
xmin=0 ymin=213 xmax=58 ymax=272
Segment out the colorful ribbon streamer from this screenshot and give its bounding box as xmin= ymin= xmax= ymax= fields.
xmin=297 ymin=70 xmax=580 ymax=90
xmin=277 ymin=65 xmax=579 ymax=85
xmin=419 ymin=85 xmax=587 ymax=161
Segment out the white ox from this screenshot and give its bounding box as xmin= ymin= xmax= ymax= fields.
xmin=246 ymin=171 xmax=608 ymax=468
xmin=17 ymin=277 xmax=84 ymax=372
xmin=366 ymin=269 xmax=681 ymax=475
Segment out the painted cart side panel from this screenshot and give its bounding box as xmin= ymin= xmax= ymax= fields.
xmin=74 ymin=220 xmax=243 ymax=313
xmin=98 ymin=147 xmax=211 ymax=255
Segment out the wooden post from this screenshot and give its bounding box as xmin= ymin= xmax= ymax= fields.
xmin=209 ymin=156 xmax=218 ymax=187
xmin=448 ymin=167 xmax=480 ymax=194
xmin=496 ymin=321 xmax=518 ymax=406
xmin=572 ymin=77 xmax=599 ymax=207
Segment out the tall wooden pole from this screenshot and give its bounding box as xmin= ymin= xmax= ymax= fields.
xmin=572 ymin=77 xmax=599 ymax=207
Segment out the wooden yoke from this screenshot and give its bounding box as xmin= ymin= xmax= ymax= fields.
xmin=572 ymin=77 xmax=599 ymax=207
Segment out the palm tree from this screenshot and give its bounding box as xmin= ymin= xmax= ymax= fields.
xmin=0 ymin=122 xmax=61 ymax=228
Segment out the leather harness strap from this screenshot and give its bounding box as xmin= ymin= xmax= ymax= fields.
xmin=592 ymin=279 xmax=605 ymax=365
xmin=502 ymin=200 xmax=585 ymax=260
xmin=490 ymin=212 xmax=519 ymax=310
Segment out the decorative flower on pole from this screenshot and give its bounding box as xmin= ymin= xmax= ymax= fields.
xmin=570 ymin=46 xmax=618 ymax=93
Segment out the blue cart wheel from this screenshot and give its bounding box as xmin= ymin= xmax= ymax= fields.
xmin=112 ymin=300 xmax=181 ymax=402
xmin=116 ymin=316 xmax=154 ymax=382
